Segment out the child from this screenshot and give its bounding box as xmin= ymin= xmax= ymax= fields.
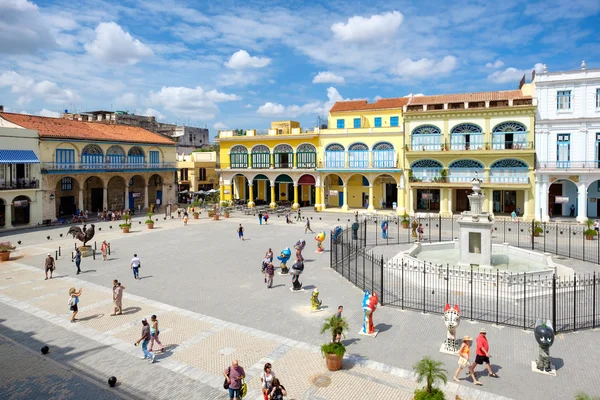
xmin=183 ymin=214 xmax=188 ymax=226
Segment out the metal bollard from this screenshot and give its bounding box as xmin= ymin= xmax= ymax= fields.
xmin=74 ymin=243 xmax=77 ymax=250
xmin=55 ymin=250 xmax=58 ymax=260
xmin=94 ymin=241 xmax=97 ymax=250
xmin=58 ymin=246 xmax=61 ymax=256
xmin=93 ymin=249 xmax=96 ymax=260
xmin=108 ymin=244 xmax=111 ymax=256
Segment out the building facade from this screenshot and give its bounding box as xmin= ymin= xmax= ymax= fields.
xmin=173 ymin=126 xmax=210 ymax=154
xmin=0 ymin=112 xmax=177 ymax=221
xmin=534 ymin=62 xmax=600 ymax=222
xmin=177 ymin=151 xmax=218 ymax=198
xmin=0 ymin=122 xmax=42 ymax=229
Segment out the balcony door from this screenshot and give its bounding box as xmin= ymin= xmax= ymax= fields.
xmin=557 ymin=134 xmax=570 ymax=168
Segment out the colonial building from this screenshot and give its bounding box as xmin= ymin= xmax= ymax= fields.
xmin=533 ymin=62 xmax=600 ymax=222
xmin=0 ymin=118 xmax=42 ymax=229
xmin=0 ymin=112 xmax=177 ymax=221
xmin=177 ymin=151 xmax=218 ymax=197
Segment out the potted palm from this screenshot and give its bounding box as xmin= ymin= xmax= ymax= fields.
xmin=320 ymin=314 xmax=349 ymax=371
xmin=413 ymin=357 xmax=447 ymax=400
xmin=120 ymin=214 xmax=131 ymax=233
xmin=439 ymin=168 xmax=447 ymax=183
xmin=224 ymin=210 xmax=230 ymax=218
xmin=533 ymin=220 xmax=543 ymax=237
xmin=0 ymin=241 xmax=16 ymax=262
xmin=193 ymin=211 xmax=200 ymax=219
xmin=213 ymin=211 xmax=220 ymax=221
xmin=584 ymin=219 xmax=597 ymax=241
xmin=145 ymin=212 xmax=154 ymax=229
xmin=401 ymin=213 xmax=410 ymax=229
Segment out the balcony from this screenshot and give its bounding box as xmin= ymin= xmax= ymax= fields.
xmin=217 ymin=162 xmax=317 ymax=170
xmin=317 ymin=159 xmax=400 ymax=170
xmin=321 ymin=126 xmax=403 ymax=135
xmin=407 ymin=141 xmax=534 ymax=153
xmin=0 ymin=179 xmax=40 ymax=190
xmin=41 ymin=162 xmax=177 ymax=173
xmin=410 ymin=169 xmax=528 ymax=185
xmin=409 ymin=175 xmax=529 ymax=185
xmin=536 ymin=161 xmax=600 ymax=170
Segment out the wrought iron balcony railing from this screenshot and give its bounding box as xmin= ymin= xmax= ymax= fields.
xmin=317 ymin=160 xmax=399 ymax=169
xmin=218 ymin=162 xmax=318 ymax=170
xmin=536 ymin=161 xmax=600 ymax=170
xmin=0 ymin=180 xmax=40 ymax=190
xmin=407 ymin=141 xmax=534 ymax=152
xmin=41 ymin=162 xmax=177 ymax=172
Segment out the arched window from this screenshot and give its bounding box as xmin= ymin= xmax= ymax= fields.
xmin=412 ymin=125 xmax=442 ymax=151
xmin=325 ymin=143 xmax=345 ymax=168
xmin=448 ymin=159 xmax=484 ymax=183
xmin=373 ymin=142 xmax=395 ymax=168
xmin=348 ymin=143 xmax=368 ymax=168
xmin=81 ymin=144 xmax=103 ymax=166
xmin=410 ymin=159 xmax=443 ymax=182
xmin=230 ymin=145 xmax=248 ymax=168
xmin=274 ymin=144 xmax=293 ymax=169
xmin=297 ymin=144 xmax=316 ymax=168
xmin=492 ymin=122 xmax=528 ymax=150
xmin=490 ymin=158 xmax=529 ymax=183
xmin=251 ymin=145 xmax=270 ymax=169
xmin=106 ymin=145 xmax=125 ymax=166
xmin=450 ymin=124 xmax=483 ymax=151
xmin=127 ymin=146 xmax=145 ymax=164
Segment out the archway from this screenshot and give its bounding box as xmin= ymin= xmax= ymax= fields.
xmin=81 ymin=144 xmax=104 ymax=167
xmin=251 ymin=145 xmax=271 ymax=169
xmin=298 ymin=174 xmax=316 ymax=206
xmin=274 ymin=173 xmax=293 ymax=203
xmin=107 ymin=176 xmax=127 ymax=211
xmin=83 ymin=176 xmax=104 ymax=213
xmin=348 ymin=143 xmax=368 ymax=168
xmin=373 ymin=174 xmax=397 ymax=209
xmin=129 ymin=175 xmax=145 ymax=212
xmin=273 ymin=144 xmax=293 ymax=169
xmin=450 ymin=123 xmax=483 ymax=151
xmin=231 ymin=174 xmax=250 ymax=203
xmin=252 ymin=173 xmax=270 ymax=205
xmin=325 ymin=143 xmax=345 ymax=168
xmin=148 ymin=174 xmax=163 ymax=211
xmin=230 ymin=145 xmax=248 ymax=168
xmin=55 ymin=176 xmax=80 ymax=217
xmin=492 ymin=122 xmax=527 ymax=150
xmin=549 ymin=179 xmax=577 ymax=218
xmin=12 ymin=195 xmax=31 ymax=225
xmin=372 ymin=142 xmax=395 ymax=168
xmin=128 ymin=146 xmax=145 ymax=164
xmin=106 ymin=145 xmax=126 ymax=166
xmin=588 ymin=180 xmax=600 ymax=218
xmin=323 ymin=174 xmax=344 ymax=207
xmin=347 ymin=173 xmax=370 ymax=209
xmin=296 ymin=143 xmax=316 ymax=168
xmin=0 ymin=198 xmax=5 ymax=227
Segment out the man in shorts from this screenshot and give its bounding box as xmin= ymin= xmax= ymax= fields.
xmin=237 ymin=224 xmax=244 ymax=241
xmin=44 ymin=253 xmax=55 ymax=280
xmin=224 ymin=359 xmax=245 ymax=400
xmin=469 ymin=328 xmax=499 ymax=379
xmin=112 ymin=279 xmax=125 ymax=315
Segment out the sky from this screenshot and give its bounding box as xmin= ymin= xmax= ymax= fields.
xmin=1 ymin=0 xmax=599 ymax=141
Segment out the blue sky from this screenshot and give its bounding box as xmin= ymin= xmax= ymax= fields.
xmin=1 ymin=0 xmax=599 ymax=140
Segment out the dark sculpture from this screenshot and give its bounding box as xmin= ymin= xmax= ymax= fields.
xmin=332 ymin=226 xmax=343 ymax=244
xmin=534 ymin=319 xmax=554 ymax=372
xmin=41 ymin=345 xmax=49 ymax=354
xmin=108 ymin=376 xmax=117 ymax=387
xmin=67 ymin=224 xmax=95 ymax=246
xmin=351 ymin=222 xmax=359 ymax=240
xmin=290 ymin=258 xmax=304 ymax=291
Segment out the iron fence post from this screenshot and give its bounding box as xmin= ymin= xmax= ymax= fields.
xmin=569 ymin=225 xmax=571 ymax=259
xmin=55 ymin=250 xmax=58 ymax=260
xmin=517 ymin=219 xmax=520 ymax=247
xmin=363 ymin=249 xmax=366 ymax=290
xmin=58 ymin=246 xmax=61 ymax=257
xmin=341 ymin=229 xmax=345 ymax=276
xmin=355 ymin=240 xmax=358 ymax=285
xmin=470 ymin=266 xmax=473 ymax=321
xmin=573 ymin=273 xmax=577 ymax=331
xmin=423 ymin=261 xmax=426 ymax=313
xmin=593 ymin=271 xmax=597 ymax=329
xmin=380 ymin=255 xmax=384 ymax=305
xmin=531 ymin=220 xmax=535 ymax=250
xmin=375 ymin=218 xmax=378 ymax=246
xmin=583 ymin=224 xmax=586 ymax=261
xmin=439 ymin=215 xmax=442 ymax=242
xmin=523 ymin=273 xmax=526 ymax=329
xmin=552 ymin=274 xmax=557 ymax=332
xmin=445 ymin=264 xmax=449 ymax=306
xmin=503 ymin=219 xmax=506 ymax=243
xmin=364 ymin=220 xmax=367 ymax=248
xmin=543 ymin=222 xmax=546 ymax=253
xmin=401 ymin=260 xmax=405 ymax=310
xmin=496 ymin=269 xmax=499 ymax=326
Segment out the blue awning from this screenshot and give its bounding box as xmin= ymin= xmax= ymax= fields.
xmin=0 ymin=150 xmax=40 ymax=164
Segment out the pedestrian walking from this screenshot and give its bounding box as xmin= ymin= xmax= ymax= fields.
xmin=265 ymin=248 xmax=274 ymax=263
xmin=305 ymin=218 xmax=314 ymax=233
xmin=334 ymin=305 xmax=344 ymax=343
xmin=44 ymin=253 xmax=55 ymax=280
xmin=237 ymin=224 xmax=245 ymax=241
xmin=267 ymin=378 xmax=287 ymax=399
xmin=131 ymin=254 xmax=141 ymax=280
xmin=183 ymin=214 xmax=188 ymax=226
xmin=570 ymin=204 xmax=575 ymax=217
xmin=511 ymin=210 xmax=516 ymax=220
xmin=453 ymin=336 xmax=481 ymax=385
xmin=260 ymin=363 xmax=276 ymax=400
xmin=516 ymin=207 xmax=521 ymax=217
xmin=136 ymin=318 xmax=155 ymax=363
xmin=148 ymin=314 xmax=164 ymax=353
xmin=177 ymin=207 xmax=182 ymax=218
xmin=265 ymin=262 xmax=274 ymax=288
xmin=264 ymin=212 xmax=269 ymax=225
xmin=258 ymin=211 xmax=263 ymax=225
xmin=155 ymin=197 xmax=161 ymax=212
xmin=68 ymin=287 xmax=82 ymax=323
xmin=112 ymin=279 xmax=125 ymax=315
xmin=101 ymin=240 xmax=109 ymax=261
xmin=417 ymin=223 xmax=424 ymax=241
xmin=381 ymin=220 xmax=388 ymax=239
xmin=74 ymin=248 xmax=82 ymax=274
xmin=285 ymin=211 xmax=290 ymax=224
xmin=297 ymin=209 xmax=301 ymax=220
xmin=224 ymin=359 xmax=245 ymax=400
xmin=469 ymin=328 xmax=498 ymax=379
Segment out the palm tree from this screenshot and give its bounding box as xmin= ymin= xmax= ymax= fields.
xmin=413 ymin=357 xmax=447 ymax=394
xmin=321 ymin=314 xmax=349 ymax=342
xmin=576 ymin=393 xmax=600 ymax=400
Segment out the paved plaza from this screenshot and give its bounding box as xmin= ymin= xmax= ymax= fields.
xmin=1 ymin=210 xmax=599 ymax=400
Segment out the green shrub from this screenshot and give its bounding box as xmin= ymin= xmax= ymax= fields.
xmin=320 ymin=342 xmax=346 ymax=358
xmin=414 ymin=387 xmax=445 ymax=400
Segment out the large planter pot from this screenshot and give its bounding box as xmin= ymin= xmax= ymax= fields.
xmin=585 ymin=234 xmax=595 ymax=240
xmin=324 ymin=353 xmax=343 ymax=371
xmin=224 ymin=213 xmax=230 ymax=218
xmin=121 ymin=227 xmax=130 ymax=233
xmin=533 ymin=231 xmax=541 ymax=237
xmin=401 ymin=221 xmax=409 ymax=229
xmin=213 ymin=214 xmax=220 ymax=221
xmin=147 ymin=223 xmax=154 ymax=229
xmin=0 ymin=251 xmax=10 ymax=262
xmin=193 ymin=214 xmax=199 ymax=219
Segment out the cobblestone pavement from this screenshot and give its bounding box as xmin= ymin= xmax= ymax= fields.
xmin=0 ymin=209 xmax=598 ymax=399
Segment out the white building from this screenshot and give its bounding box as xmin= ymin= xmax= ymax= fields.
xmin=534 ymin=62 xmax=600 ymax=222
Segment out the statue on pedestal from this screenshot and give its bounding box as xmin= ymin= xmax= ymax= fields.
xmin=277 ymin=247 xmax=291 ymax=274
xmin=360 ymin=290 xmax=379 ymax=335
xmin=294 ymin=239 xmax=306 ymax=262
xmin=290 ymin=257 xmax=304 ymax=291
xmin=351 ymin=221 xmax=360 ymax=240
xmin=443 ymin=304 xmax=461 ymax=353
xmin=67 ymin=224 xmax=96 ymax=257
xmin=315 ymin=231 xmax=326 ymax=253
xmin=534 ymin=319 xmax=555 ymax=372
xmin=332 ymin=226 xmax=343 ymax=245
xmin=311 ymin=288 xmax=322 ymax=310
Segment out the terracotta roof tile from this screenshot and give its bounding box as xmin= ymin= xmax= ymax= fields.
xmin=330 ymin=98 xmax=408 ymax=113
xmin=0 ymin=112 xmax=175 ymax=145
xmin=408 ymin=90 xmax=530 ymax=105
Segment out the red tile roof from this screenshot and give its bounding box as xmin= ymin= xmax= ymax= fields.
xmin=0 ymin=112 xmax=175 ymax=145
xmin=330 ymin=98 xmax=409 ymax=113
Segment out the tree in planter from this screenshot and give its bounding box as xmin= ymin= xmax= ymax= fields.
xmin=533 ymin=220 xmax=543 ymax=237
xmin=401 ymin=213 xmax=410 ymax=228
xmin=439 ymin=168 xmax=448 ymax=183
xmin=584 ymin=219 xmax=598 ymax=240
xmin=145 ymin=212 xmax=155 ymax=228
xmin=413 ymin=357 xmax=448 ymax=400
xmin=320 ymin=314 xmax=349 ymax=371
xmin=0 ymin=241 xmax=16 ymax=261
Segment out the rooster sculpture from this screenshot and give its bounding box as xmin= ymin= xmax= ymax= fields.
xmin=67 ymin=224 xmax=95 ymax=246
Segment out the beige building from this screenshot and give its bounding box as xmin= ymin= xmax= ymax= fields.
xmin=177 ymin=151 xmax=218 ymax=200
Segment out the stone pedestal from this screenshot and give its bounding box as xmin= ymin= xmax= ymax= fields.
xmin=78 ymin=245 xmax=93 ymax=258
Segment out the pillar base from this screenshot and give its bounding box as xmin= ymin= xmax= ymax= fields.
xmin=292 ymin=203 xmax=300 ymax=210
xmin=440 ymin=211 xmax=453 ymax=218
xmin=367 ymin=205 xmax=375 ymax=212
xmin=341 ymin=205 xmax=350 ymax=212
xmin=314 ymin=204 xmax=322 ymax=212
xmin=247 ymin=201 xmax=255 ymax=208
xmin=576 ymin=216 xmax=588 ymax=224
xmin=396 ymin=207 xmax=406 ymax=216
xmin=269 ymin=202 xmax=277 ymax=209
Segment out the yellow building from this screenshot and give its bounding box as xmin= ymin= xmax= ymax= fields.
xmin=0 ymin=112 xmax=177 ymax=221
xmin=176 ymin=151 xmax=218 ymax=198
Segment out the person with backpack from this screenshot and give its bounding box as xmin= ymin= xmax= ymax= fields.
xmin=224 ymin=360 xmax=245 ymax=400
xmin=237 ymin=224 xmax=245 ymax=241
xmin=260 ymin=363 xmax=276 ymax=400
xmin=263 ymin=212 xmax=269 ymax=225
xmin=68 ymin=287 xmax=83 ymax=323
xmin=148 ymin=314 xmax=164 ymax=353
xmin=267 ymin=378 xmax=287 ymax=399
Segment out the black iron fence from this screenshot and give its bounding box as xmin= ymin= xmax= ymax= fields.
xmin=330 ymin=219 xmax=600 ymax=333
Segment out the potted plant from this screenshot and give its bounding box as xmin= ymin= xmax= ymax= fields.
xmin=145 ymin=212 xmax=154 ymax=229
xmin=193 ymin=211 xmax=200 ymax=219
xmin=412 ymin=356 xmax=447 ymax=400
xmin=320 ymin=314 xmax=349 ymax=371
xmin=439 ymin=168 xmax=447 ymax=183
xmin=584 ymin=219 xmax=597 ymax=240
xmin=213 ymin=212 xmax=220 ymax=221
xmin=224 ymin=210 xmax=230 ymax=218
xmin=208 ymin=210 xmax=214 ymax=218
xmin=533 ymin=220 xmax=543 ymax=237
xmin=401 ymin=213 xmax=410 ymax=229
xmin=119 ymin=222 xmax=131 ymax=233
xmin=0 ymin=242 xmax=16 ymax=262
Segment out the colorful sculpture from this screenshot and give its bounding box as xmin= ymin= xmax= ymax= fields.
xmin=278 ymin=247 xmax=292 ymax=274
xmin=311 ymin=288 xmax=322 ymax=310
xmin=534 ymin=319 xmax=555 ymax=372
xmin=443 ymin=304 xmax=461 ymax=353
xmin=315 ymin=231 xmax=326 ymax=253
xmin=381 ymin=220 xmax=388 ymax=239
xmin=290 ymin=257 xmax=304 ymax=291
xmin=294 ymin=239 xmax=306 ymax=262
xmin=332 ymin=226 xmax=343 ymax=245
xmin=360 ymin=290 xmax=379 ymax=335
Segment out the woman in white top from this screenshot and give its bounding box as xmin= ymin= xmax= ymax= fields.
xmin=260 ymin=363 xmax=275 ymax=400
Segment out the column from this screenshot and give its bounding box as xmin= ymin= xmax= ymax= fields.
xmin=220 ymin=184 xmax=225 ymax=203
xmin=485 ymin=189 xmax=493 ymax=214
xmin=535 ymin=180 xmax=542 ymax=221
xmin=292 ymin=183 xmax=299 ymax=210
xmin=577 ymin=183 xmax=587 ymax=223
xmin=440 ymin=188 xmax=449 ymax=217
xmin=248 ymin=184 xmax=255 ymax=208
xmin=162 ymin=184 xmax=169 ymax=207
xmin=523 ymin=189 xmax=530 ymax=221
xmin=315 ymin=185 xmax=321 ymax=211
xmin=541 ymin=181 xmax=549 ymax=222
xmin=367 ymin=185 xmax=375 ymax=212
xmin=78 ymin=188 xmax=84 ymax=212
xmin=341 ymin=185 xmax=349 ymax=211
xmin=4 ymin=201 xmax=12 ymax=228
xmin=396 ymin=185 xmax=404 ymax=215
xmin=409 ymin=188 xmax=415 ymax=215
xmin=144 ymin=184 xmax=149 ymax=209
xmin=102 ymin=185 xmax=108 ymax=211
xmin=447 ymin=188 xmax=453 ymax=215
xmin=269 ymin=181 xmax=276 ymax=209
xmin=320 ymin=184 xmax=326 ymax=210
xmin=125 ymin=185 xmax=129 ymax=210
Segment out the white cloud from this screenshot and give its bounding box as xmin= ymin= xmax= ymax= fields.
xmin=403 ymin=93 xmax=425 ymax=98
xmin=0 ymin=0 xmax=56 ymax=54
xmin=213 ymin=122 xmax=228 ymax=129
xmin=224 ymin=50 xmax=271 ymax=69
xmin=485 ymin=60 xmax=505 ymax=69
xmin=487 ymin=63 xmax=544 ymax=83
xmin=85 ymin=22 xmax=153 ymax=65
xmin=148 ymin=86 xmax=240 ymax=119
xmin=256 ymin=86 xmax=348 ymax=118
xmin=244 ymin=104 xmax=253 ymax=108
xmin=115 ymin=92 xmax=137 ymax=108
xmin=313 ymin=71 xmax=345 ymax=84
xmin=39 ymin=109 xmax=61 ymax=118
xmin=393 ymin=56 xmax=458 ymax=78
xmin=143 ymin=108 xmax=166 ymax=120
xmin=0 ymin=70 xmax=80 ymax=105
xmin=331 ymin=11 xmax=404 ymax=42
